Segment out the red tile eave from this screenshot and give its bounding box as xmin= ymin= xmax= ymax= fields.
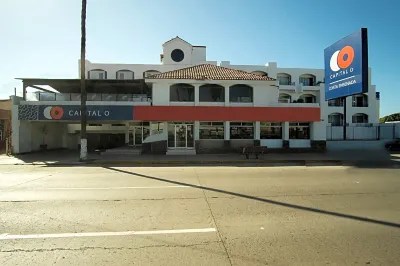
xmin=134 ymin=106 xmax=320 ymax=122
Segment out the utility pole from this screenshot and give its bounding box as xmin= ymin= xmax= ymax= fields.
xmin=80 ymin=0 xmax=88 ymax=161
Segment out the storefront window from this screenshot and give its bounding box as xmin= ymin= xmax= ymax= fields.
xmin=289 ymin=122 xmax=310 ymax=139
xmin=200 ymin=122 xmax=224 ymax=139
xmin=260 ymin=122 xmax=282 ymax=139
xmin=151 ymin=122 xmax=164 ymax=135
xmin=230 ymin=122 xmax=254 ymax=139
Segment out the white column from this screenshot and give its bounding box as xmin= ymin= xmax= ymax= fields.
xmin=194 ymin=84 xmax=200 ymax=106
xmin=224 ymin=85 xmax=229 ymax=106
xmin=283 ymin=122 xmax=289 ymax=140
xmin=125 ymin=129 xmax=129 ymax=144
xmin=255 ymin=121 xmax=260 ymax=140
xmin=224 ymin=121 xmax=230 ymax=140
xmin=163 ymin=122 xmax=168 ymax=139
xmin=194 ymin=121 xmax=200 ymax=140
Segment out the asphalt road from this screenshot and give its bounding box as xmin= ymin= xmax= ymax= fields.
xmin=0 ymin=164 xmax=399 ymax=265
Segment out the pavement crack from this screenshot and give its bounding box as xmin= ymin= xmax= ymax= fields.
xmin=193 ymin=168 xmax=233 ymax=266
xmin=0 ymin=242 xmax=219 ymax=253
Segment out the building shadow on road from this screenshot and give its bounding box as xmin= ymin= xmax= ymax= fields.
xmin=102 ymin=166 xmax=400 ymax=229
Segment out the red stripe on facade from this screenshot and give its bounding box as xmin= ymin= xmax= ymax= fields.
xmin=134 ymin=106 xmax=320 ymax=122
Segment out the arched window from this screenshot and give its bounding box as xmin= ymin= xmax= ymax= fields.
xmin=352 ymin=113 xmax=368 ymax=123
xmin=199 ymin=84 xmax=224 ymax=102
xmin=116 ymin=70 xmax=134 ymax=80
xmin=170 ymin=83 xmax=194 ymax=102
xmin=277 ymin=73 xmax=292 ymax=85
xmin=299 ymin=74 xmax=316 ymax=86
xmin=229 ymin=84 xmax=253 ymax=103
xmin=251 ymin=71 xmax=268 ymax=77
xmin=88 ymin=69 xmax=107 ymax=79
xmin=279 ymin=93 xmax=292 ymax=103
xmin=352 ymin=94 xmax=368 ymax=107
xmin=299 ymin=94 xmax=317 ymax=103
xmin=328 ymin=113 xmax=344 ymax=126
xmin=143 ymin=70 xmax=161 ymax=78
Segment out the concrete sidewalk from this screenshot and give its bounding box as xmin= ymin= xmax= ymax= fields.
xmin=0 ymin=149 xmax=399 ymax=166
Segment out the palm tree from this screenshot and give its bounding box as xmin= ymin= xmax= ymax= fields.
xmin=80 ymin=0 xmax=88 ymax=161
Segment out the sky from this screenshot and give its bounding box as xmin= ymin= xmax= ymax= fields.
xmin=0 ymin=0 xmax=399 ymax=116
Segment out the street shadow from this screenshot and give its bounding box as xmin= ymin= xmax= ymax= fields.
xmin=103 ymin=166 xmax=400 ymax=229
xmin=36 ymin=160 xmax=400 ymax=169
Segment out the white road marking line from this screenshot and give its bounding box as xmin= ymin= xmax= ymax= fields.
xmin=0 ymin=228 xmax=217 ymax=241
xmin=38 ymin=185 xmax=189 ymax=190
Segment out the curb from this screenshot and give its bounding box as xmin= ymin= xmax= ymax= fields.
xmin=2 ymin=159 xmax=344 ymax=166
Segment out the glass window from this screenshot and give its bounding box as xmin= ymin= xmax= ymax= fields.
xmin=352 ymin=95 xmax=368 ymax=107
xmin=151 ymin=122 xmax=164 ymax=135
xmin=230 ymin=122 xmax=254 ymax=139
xmin=200 ymin=122 xmax=224 ymax=139
xmin=117 ymin=70 xmax=134 ymax=80
xmin=89 ymin=70 xmax=106 ymax=79
xmin=260 ymin=122 xmax=282 ymax=139
xmin=39 ymin=93 xmax=56 ymax=101
xmin=299 ymin=75 xmax=315 ymax=86
xmin=328 ymin=99 xmax=343 ymax=106
xmin=229 ymin=85 xmax=253 ymax=103
xmin=170 ymin=84 xmax=195 ymax=102
xmin=199 ymin=84 xmax=225 ymax=102
xmin=289 ymin=122 xmax=310 ymax=139
xmin=277 ymin=74 xmax=291 ymax=85
xmin=352 ymin=114 xmax=368 ymax=123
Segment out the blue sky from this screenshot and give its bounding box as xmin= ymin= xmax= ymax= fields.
xmin=1 ymin=0 xmax=399 ymax=116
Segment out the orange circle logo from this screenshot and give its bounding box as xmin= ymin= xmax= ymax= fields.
xmin=50 ymin=106 xmax=64 ymax=120
xmin=330 ymin=45 xmax=355 ymax=72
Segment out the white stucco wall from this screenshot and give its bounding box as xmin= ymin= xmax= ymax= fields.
xmin=162 ymin=38 xmax=193 ymax=65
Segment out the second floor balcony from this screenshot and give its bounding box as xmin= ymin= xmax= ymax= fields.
xmin=26 ymin=92 xmax=152 ymax=103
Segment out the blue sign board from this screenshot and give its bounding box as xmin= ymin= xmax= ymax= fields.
xmin=324 ymin=28 xmax=368 ymax=100
xmin=18 ymin=105 xmax=134 ymax=121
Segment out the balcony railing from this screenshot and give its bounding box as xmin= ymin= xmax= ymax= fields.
xmin=26 ymin=92 xmax=152 ymax=102
xmin=279 ymin=81 xmax=295 ymax=86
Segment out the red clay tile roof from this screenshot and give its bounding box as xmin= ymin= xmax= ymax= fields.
xmin=146 ymin=64 xmax=276 ymax=81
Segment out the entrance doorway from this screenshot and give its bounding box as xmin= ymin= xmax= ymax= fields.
xmin=129 ymin=126 xmax=150 ymax=146
xmin=168 ymin=123 xmax=194 ymax=148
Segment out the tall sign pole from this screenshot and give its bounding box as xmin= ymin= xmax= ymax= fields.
xmin=80 ymin=0 xmax=88 ymax=161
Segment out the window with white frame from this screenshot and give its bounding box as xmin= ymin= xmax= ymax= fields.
xmin=289 ymin=122 xmax=310 ymax=139
xmin=151 ymin=122 xmax=164 ymax=135
xmin=260 ymin=122 xmax=282 ymax=139
xmin=230 ymin=122 xmax=254 ymax=139
xmin=200 ymin=122 xmax=224 ymax=139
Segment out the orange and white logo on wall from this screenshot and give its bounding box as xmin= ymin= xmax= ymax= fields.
xmin=329 ymin=45 xmax=355 ymax=72
xmin=43 ymin=106 xmax=64 ymax=120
